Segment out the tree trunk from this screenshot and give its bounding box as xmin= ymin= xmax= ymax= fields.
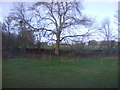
xmin=55 ymin=40 xmax=60 ymax=56
xmin=55 ymin=30 xmax=61 ymax=56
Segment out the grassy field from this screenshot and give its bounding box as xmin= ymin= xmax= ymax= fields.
xmin=40 ymin=45 xmax=104 ymax=50
xmin=25 ymin=44 xmax=117 ymax=50
xmin=2 ymin=56 xmax=118 ymax=88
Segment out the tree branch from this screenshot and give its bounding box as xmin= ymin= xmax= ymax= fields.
xmin=23 ymin=19 xmax=56 ymax=34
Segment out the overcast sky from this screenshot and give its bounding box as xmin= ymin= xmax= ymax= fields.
xmin=0 ymin=0 xmax=118 ymax=23
xmin=0 ymin=0 xmax=118 ymax=42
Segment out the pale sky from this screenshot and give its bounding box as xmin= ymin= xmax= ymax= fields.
xmin=0 ymin=0 xmax=118 ymax=23
xmin=0 ymin=0 xmax=119 ymax=2
xmin=0 ymin=0 xmax=118 ymax=42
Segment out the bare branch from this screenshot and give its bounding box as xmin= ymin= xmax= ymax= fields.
xmin=60 ymin=33 xmax=91 ymax=41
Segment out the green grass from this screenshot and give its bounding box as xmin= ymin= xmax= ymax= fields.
xmin=2 ymin=56 xmax=118 ymax=88
xmin=19 ymin=44 xmax=118 ymax=51
xmin=40 ymin=45 xmax=118 ymax=51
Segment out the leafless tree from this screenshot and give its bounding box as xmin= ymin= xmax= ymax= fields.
xmin=88 ymin=40 xmax=98 ymax=46
xmin=26 ymin=1 xmax=92 ymax=55
xmin=8 ymin=3 xmax=35 ymax=49
xmin=98 ymin=17 xmax=117 ymax=49
xmin=2 ymin=16 xmax=14 ymax=37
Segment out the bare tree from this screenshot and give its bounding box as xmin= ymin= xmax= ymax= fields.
xmin=88 ymin=40 xmax=98 ymax=46
xmin=2 ymin=16 xmax=14 ymax=37
xmin=8 ymin=3 xmax=35 ymax=49
xmin=98 ymin=17 xmax=116 ymax=49
xmin=2 ymin=15 xmax=19 ymax=50
xmin=26 ymin=1 xmax=92 ymax=55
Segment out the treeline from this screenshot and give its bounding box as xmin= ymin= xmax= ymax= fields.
xmin=2 ymin=29 xmax=118 ymax=58
xmin=1 ymin=20 xmax=119 ymax=58
xmin=1 ymin=2 xmax=119 ymax=58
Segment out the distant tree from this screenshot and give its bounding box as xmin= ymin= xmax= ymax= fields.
xmin=118 ymin=42 xmax=120 ymax=46
xmin=35 ymin=42 xmax=48 ymax=48
xmin=88 ymin=40 xmax=98 ymax=46
xmin=98 ymin=17 xmax=116 ymax=49
xmin=8 ymin=3 xmax=35 ymax=49
xmin=109 ymin=40 xmax=118 ymax=48
xmin=2 ymin=16 xmax=18 ymax=51
xmin=2 ymin=21 xmax=18 ymax=58
xmin=17 ymin=30 xmax=34 ymax=48
xmin=99 ymin=40 xmax=117 ymax=49
xmin=3 ymin=16 xmax=13 ymax=33
xmin=26 ymin=2 xmax=92 ymax=55
xmin=2 ymin=16 xmax=15 ymax=47
xmin=99 ymin=40 xmax=108 ymax=47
